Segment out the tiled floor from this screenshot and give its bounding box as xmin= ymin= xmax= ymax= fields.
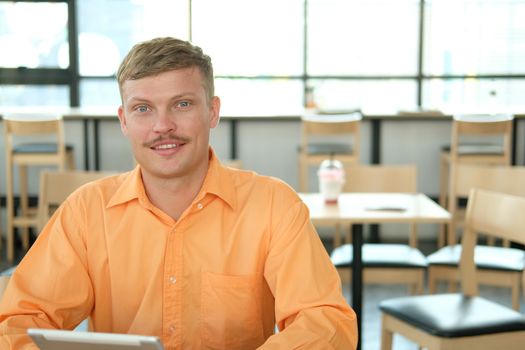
xmin=1 ymin=237 xmax=522 ymax=350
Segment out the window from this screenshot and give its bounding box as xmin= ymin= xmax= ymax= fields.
xmin=0 ymin=1 xmax=68 ymax=69
xmin=76 ymin=0 xmax=190 ymax=106
xmin=422 ymin=0 xmax=525 ymax=110
xmin=1 ymin=0 xmax=524 ymax=113
xmin=424 ymin=0 xmax=525 ymax=76
xmin=192 ymin=0 xmax=304 ymax=115
xmin=0 ymin=85 xmax=69 ymax=106
xmin=0 ymin=1 xmax=69 ymax=106
xmin=307 ymin=0 xmax=419 ymax=76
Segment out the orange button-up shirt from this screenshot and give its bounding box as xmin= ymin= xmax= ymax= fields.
xmin=0 ymin=149 xmax=357 ymax=349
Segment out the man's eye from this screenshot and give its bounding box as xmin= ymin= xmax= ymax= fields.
xmin=178 ymin=101 xmax=190 ymax=108
xmin=137 ymin=105 xmax=149 ymax=112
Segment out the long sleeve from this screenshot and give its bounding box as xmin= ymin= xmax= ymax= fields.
xmin=0 ymin=159 xmax=358 ymax=349
xmin=0 ymin=202 xmax=94 ymax=349
xmin=260 ymin=199 xmax=358 ymax=349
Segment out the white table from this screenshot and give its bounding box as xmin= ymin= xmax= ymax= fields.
xmin=300 ymin=192 xmax=451 ymax=350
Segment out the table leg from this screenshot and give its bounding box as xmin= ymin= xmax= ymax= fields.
xmin=512 ymin=118 xmax=517 ymax=165
xmin=352 ymin=224 xmax=363 ymax=350
xmin=368 ymin=118 xmax=382 ymax=242
xmin=230 ymin=119 xmax=238 ymax=159
xmin=371 ymin=119 xmax=381 ymax=164
xmin=94 ymin=119 xmax=100 ymax=171
xmin=83 ymin=119 xmax=90 ymax=170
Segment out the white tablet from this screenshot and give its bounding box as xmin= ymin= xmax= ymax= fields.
xmin=28 ymin=328 xmax=164 ymax=350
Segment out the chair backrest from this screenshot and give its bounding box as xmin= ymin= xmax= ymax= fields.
xmin=450 ymin=113 xmax=514 ymax=164
xmin=343 ymin=164 xmax=417 ymax=193
xmin=37 ymin=170 xmax=116 ymax=231
xmin=448 ymin=164 xmax=525 ymax=246
xmin=3 ymin=113 xmax=65 ymax=140
xmin=453 ymin=164 xmax=525 ymax=199
xmin=298 ymin=111 xmax=362 ymax=192
xmin=4 ymin=119 xmax=63 ymax=135
xmin=461 ymin=188 xmax=525 ymax=296
xmin=3 ymin=113 xmax=67 ymax=167
xmin=343 ymin=164 xmax=419 ymax=247
xmin=301 ymin=112 xmax=362 ymax=135
xmin=300 ymin=111 xmax=362 ymax=149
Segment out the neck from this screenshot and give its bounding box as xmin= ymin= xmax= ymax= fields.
xmin=141 ymin=162 xmax=209 ymax=220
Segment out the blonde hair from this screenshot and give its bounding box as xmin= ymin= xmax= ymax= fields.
xmin=117 ymin=37 xmax=214 ymax=102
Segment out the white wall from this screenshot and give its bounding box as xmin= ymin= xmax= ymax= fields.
xmin=1 ymin=117 xmax=524 ymax=243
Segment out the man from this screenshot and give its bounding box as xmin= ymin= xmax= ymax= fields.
xmin=0 ymin=37 xmax=357 ymax=349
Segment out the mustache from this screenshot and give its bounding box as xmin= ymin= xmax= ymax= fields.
xmin=143 ymin=135 xmax=191 ymax=148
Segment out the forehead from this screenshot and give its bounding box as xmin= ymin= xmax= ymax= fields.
xmin=121 ymin=67 xmax=206 ymax=101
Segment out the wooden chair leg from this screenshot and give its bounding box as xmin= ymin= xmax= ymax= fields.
xmin=19 ymin=165 xmax=30 ymax=251
xmin=408 ymin=271 xmax=425 ymax=295
xmin=345 ymin=223 xmax=352 ymax=244
xmin=66 ymin=150 xmax=76 ymax=170
xmin=409 ymin=284 xmax=417 ymax=295
xmin=6 ymin=159 xmax=15 ymax=263
xmin=380 ymin=316 xmax=394 ymax=350
xmin=511 ymin=279 xmax=520 ymax=311
xmin=299 ymin=157 xmax=308 ymax=192
xmin=447 ymin=219 xmax=457 ymax=247
xmin=333 ymin=223 xmax=341 ymax=248
xmin=447 ymin=280 xmax=458 ymax=293
xmin=416 ymin=275 xmax=424 ymax=295
xmin=438 ymin=154 xmax=449 ymax=247
xmin=428 ymin=271 xmax=438 ymax=294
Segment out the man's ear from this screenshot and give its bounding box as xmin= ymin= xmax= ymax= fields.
xmin=209 ymin=96 xmax=221 ymax=129
xmin=118 ymin=105 xmax=128 ymax=135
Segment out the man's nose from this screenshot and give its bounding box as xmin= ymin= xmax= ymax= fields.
xmin=153 ymin=110 xmax=176 ymax=133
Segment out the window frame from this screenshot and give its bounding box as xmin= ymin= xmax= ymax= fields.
xmin=1 ymin=0 xmax=524 ymax=112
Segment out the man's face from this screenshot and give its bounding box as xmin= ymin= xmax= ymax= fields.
xmin=118 ymin=67 xmax=220 ymax=180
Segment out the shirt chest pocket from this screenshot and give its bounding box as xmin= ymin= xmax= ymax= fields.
xmin=201 ymin=272 xmax=265 ymax=349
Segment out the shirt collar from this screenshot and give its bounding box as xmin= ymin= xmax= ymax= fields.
xmin=107 ymin=147 xmax=236 ymax=210
xmin=199 ymin=148 xmax=236 ymax=210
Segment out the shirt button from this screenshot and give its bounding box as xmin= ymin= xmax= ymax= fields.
xmin=169 ymin=325 xmax=176 ymax=333
xmin=169 ymin=276 xmax=177 ymax=284
xmin=197 ymin=203 xmax=203 ymax=210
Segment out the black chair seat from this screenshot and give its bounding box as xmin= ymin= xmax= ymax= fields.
xmin=427 ymin=244 xmax=525 ymax=271
xmin=441 ymin=143 xmax=504 ymax=155
xmin=307 ymin=143 xmax=353 ymax=155
xmin=380 ymin=293 xmax=525 ymax=337
xmin=13 ymin=143 xmax=74 ymax=154
xmin=331 ymin=243 xmax=427 ymax=268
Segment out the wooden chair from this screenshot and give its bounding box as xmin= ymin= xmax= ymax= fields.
xmin=380 ymin=188 xmax=525 ymax=350
xmin=427 ymin=164 xmax=525 ymax=310
xmin=438 ymin=113 xmax=513 ymax=247
xmin=0 ymin=276 xmax=11 ymax=299
xmin=0 ymin=266 xmax=16 ymax=300
xmin=221 ymin=159 xmax=243 ymax=169
xmin=298 ymin=111 xmax=362 ymax=192
xmin=3 ymin=113 xmax=75 ymax=262
xmin=330 ymin=165 xmax=427 ymax=294
xmin=37 ymin=170 xmax=116 ymax=232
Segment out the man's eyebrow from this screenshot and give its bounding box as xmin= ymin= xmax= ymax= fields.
xmin=126 ymin=96 xmax=151 ymax=104
xmin=124 ymin=92 xmax=202 ymax=107
xmin=169 ymin=92 xmax=198 ymax=100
